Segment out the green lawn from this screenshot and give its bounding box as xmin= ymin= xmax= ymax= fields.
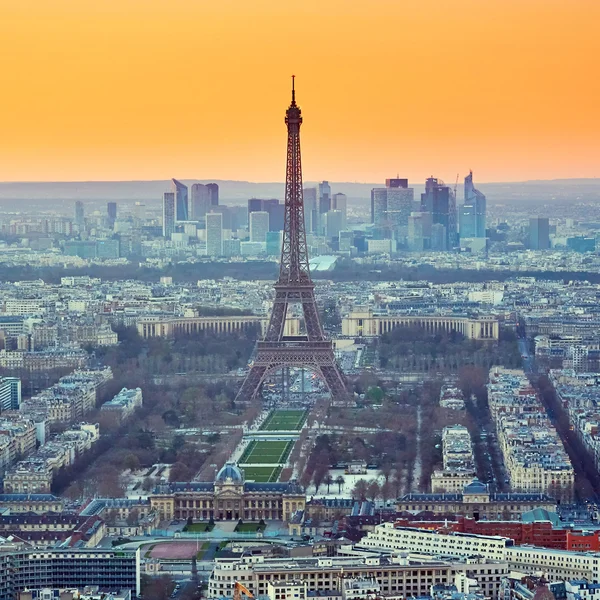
xmin=260 ymin=409 xmax=307 ymax=431
xmin=184 ymin=522 xmax=214 ymax=532
xmin=235 ymin=522 xmax=267 ymax=533
xmin=240 ymin=440 xmax=293 ymax=464
xmin=243 ymin=465 xmax=282 ymax=482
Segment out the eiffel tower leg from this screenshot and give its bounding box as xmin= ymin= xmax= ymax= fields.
xmin=235 ymin=364 xmax=268 ymax=402
xmin=319 ymin=364 xmax=351 ymax=402
xmin=301 ymin=292 xmax=325 ymax=341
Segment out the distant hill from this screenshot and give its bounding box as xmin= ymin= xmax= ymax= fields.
xmin=0 ymin=178 xmax=597 ymax=207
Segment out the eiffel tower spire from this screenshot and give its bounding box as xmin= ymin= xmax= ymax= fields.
xmin=235 ymin=78 xmax=350 ymax=403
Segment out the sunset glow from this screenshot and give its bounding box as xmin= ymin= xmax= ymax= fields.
xmin=1 ymin=0 xmax=598 ymax=182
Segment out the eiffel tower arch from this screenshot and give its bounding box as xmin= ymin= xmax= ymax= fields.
xmin=235 ymin=78 xmax=351 ymax=403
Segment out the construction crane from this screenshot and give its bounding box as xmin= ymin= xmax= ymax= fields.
xmin=233 ymin=582 xmax=254 ymax=600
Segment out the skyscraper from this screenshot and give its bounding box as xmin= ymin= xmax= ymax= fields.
xmin=318 ymin=181 xmax=331 ymax=214
xmin=162 ymin=192 xmax=175 ymax=238
xmin=332 ymin=193 xmax=347 ymax=230
xmin=370 ymin=178 xmax=414 ymax=240
xmin=248 ymin=199 xmax=284 ymax=231
xmin=317 ymin=181 xmax=332 ymax=235
xmin=107 ymin=202 xmax=117 ymax=228
xmin=191 ymin=183 xmax=211 ymax=221
xmin=325 ymin=209 xmax=343 ymax=240
xmin=206 ymin=212 xmax=223 ymax=257
xmin=371 ymin=188 xmax=388 ymax=227
xmin=459 ymin=170 xmax=486 ymax=239
xmin=266 ymin=230 xmax=282 ymax=256
xmin=421 ymin=177 xmax=457 ymax=249
xmin=530 ymin=217 xmax=550 ymax=250
xmin=74 ymin=201 xmax=85 ymax=228
xmin=303 ymin=187 xmax=317 ymax=233
xmin=407 ymin=211 xmax=433 ymax=251
xmin=249 ymin=210 xmax=270 ymax=243
xmin=207 ymin=183 xmax=219 ymax=207
xmin=171 ymin=178 xmax=188 ymax=221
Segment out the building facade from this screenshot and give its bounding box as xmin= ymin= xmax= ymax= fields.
xmin=150 ymin=463 xmax=305 ymax=523
xmin=341 ymin=308 xmax=499 ymax=341
xmin=396 ymin=479 xmax=556 ymax=520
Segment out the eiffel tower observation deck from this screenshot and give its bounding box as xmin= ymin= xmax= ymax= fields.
xmin=235 ymin=78 xmax=350 ymax=403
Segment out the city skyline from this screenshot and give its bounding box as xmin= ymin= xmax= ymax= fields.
xmin=1 ymin=1 xmax=598 ymax=184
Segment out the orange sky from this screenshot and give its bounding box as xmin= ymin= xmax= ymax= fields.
xmin=0 ymin=0 xmax=598 ymax=183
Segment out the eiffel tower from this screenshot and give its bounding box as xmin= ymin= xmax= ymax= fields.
xmin=235 ymin=77 xmax=350 ymax=403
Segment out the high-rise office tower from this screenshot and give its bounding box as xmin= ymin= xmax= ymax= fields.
xmin=459 ymin=170 xmax=486 ymax=239
xmin=229 ymin=206 xmax=248 ymax=232
xmin=325 ymin=209 xmax=343 ymax=240
xmin=248 ymin=198 xmax=264 ymax=213
xmin=266 ymin=230 xmax=282 ymax=256
xmin=209 ymin=206 xmax=232 ymax=230
xmin=134 ymin=202 xmax=146 ymax=224
xmin=303 ymin=187 xmax=317 ymax=233
xmin=207 ymin=183 xmax=219 ymax=207
xmin=248 ymin=199 xmax=284 ymax=231
xmin=265 ymin=199 xmax=284 ymax=231
xmin=0 ymin=376 xmax=21 ymax=412
xmin=171 ymin=178 xmax=189 ymax=221
xmin=191 ymin=183 xmax=211 ymax=221
xmin=249 ymin=210 xmax=270 ymax=243
xmin=421 ymin=177 xmax=457 ymax=249
xmin=162 ymin=192 xmax=175 ymax=238
xmin=339 ymin=230 xmax=353 ymax=252
xmin=431 ymin=223 xmax=447 ymax=251
xmin=407 ymin=211 xmax=433 ymax=251
xmin=315 ymin=180 xmax=331 ymax=235
xmin=318 ymin=181 xmax=331 ymax=214
xmin=529 ymin=217 xmax=550 ymax=250
xmin=206 ymin=212 xmax=223 ymax=257
xmin=332 ymin=193 xmax=347 ymax=230
xmin=74 ymin=201 xmax=85 ymax=228
xmin=371 ymin=188 xmax=388 ymax=227
xmin=370 ymin=179 xmax=413 ymax=240
xmin=107 ymin=202 xmax=117 ymax=228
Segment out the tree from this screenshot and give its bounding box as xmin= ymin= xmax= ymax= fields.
xmin=353 ymin=479 xmax=368 ymax=501
xmin=169 ymin=462 xmax=192 ymax=482
xmin=126 ymin=508 xmax=140 ymax=526
xmin=380 ymin=481 xmax=393 ymax=504
xmin=324 ymin=474 xmax=334 ymax=493
xmin=335 ymin=475 xmax=345 ymax=493
xmin=142 ymin=476 xmax=156 ymax=492
xmin=141 ymin=574 xmax=175 ymax=600
xmin=64 ymin=481 xmax=83 ymax=501
xmin=367 ymin=479 xmax=380 ymax=502
xmin=313 ymin=465 xmax=328 ymax=494
xmin=367 ymin=386 xmax=384 ymax=403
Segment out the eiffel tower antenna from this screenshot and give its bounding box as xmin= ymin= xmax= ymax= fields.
xmin=235 ymin=78 xmax=350 ymax=403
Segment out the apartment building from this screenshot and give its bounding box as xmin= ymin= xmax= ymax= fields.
xmin=0 ymin=493 xmax=64 ymax=514
xmin=0 ymin=513 xmax=105 ymax=547
xmin=4 ymin=423 xmax=99 ymax=493
xmin=208 ymin=553 xmax=508 ymax=600
xmin=487 ymin=367 xmax=574 ymax=501
xmin=431 ymin=426 xmax=476 ymax=493
xmin=397 ymin=479 xmax=555 ymax=521
xmin=0 ymin=547 xmax=140 ymax=599
xmin=100 ymin=387 xmax=142 ymax=421
xmin=357 ymin=522 xmax=600 ymax=583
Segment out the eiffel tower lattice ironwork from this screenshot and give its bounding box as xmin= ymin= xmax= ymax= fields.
xmin=235 ymin=77 xmax=350 ymax=403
